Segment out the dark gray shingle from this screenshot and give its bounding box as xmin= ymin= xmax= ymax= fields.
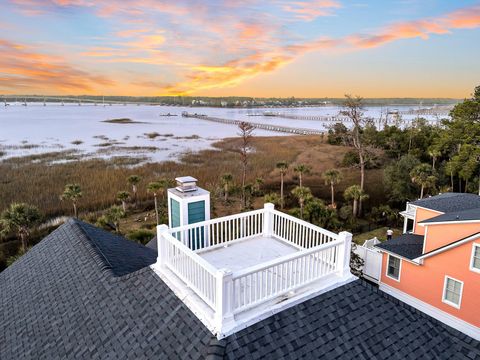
xmin=411 ymin=193 xmax=480 ymax=213
xmin=375 ymin=233 xmax=425 ymax=260
xmin=419 ymin=207 xmax=480 ymax=224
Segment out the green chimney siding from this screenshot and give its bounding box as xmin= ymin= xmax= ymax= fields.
xmin=187 ymin=201 xmax=206 ymax=224
xmin=187 ymin=200 xmax=205 ymax=249
xmin=170 ymin=198 xmax=180 ymax=228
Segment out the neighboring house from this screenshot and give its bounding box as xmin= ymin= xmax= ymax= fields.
xmin=376 ymin=193 xmax=480 ymax=340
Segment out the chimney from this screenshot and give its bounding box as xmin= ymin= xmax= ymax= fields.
xmin=167 ymin=176 xmax=210 ymax=228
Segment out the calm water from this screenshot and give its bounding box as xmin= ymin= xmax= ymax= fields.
xmin=0 ymin=103 xmax=444 ymax=162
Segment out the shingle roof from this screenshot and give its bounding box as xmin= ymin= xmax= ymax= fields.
xmin=419 ymin=207 xmax=480 ymax=224
xmin=1 ymin=219 xmax=479 ymax=359
xmin=411 ymin=193 xmax=480 ymax=213
xmin=146 ymin=235 xmax=157 ymax=251
xmin=375 ymin=233 xmax=425 ymax=260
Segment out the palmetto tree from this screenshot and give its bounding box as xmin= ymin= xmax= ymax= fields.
xmin=344 ymin=185 xmax=369 ymax=217
xmin=61 ymin=183 xmax=82 ymax=218
xmin=147 ymin=181 xmax=162 ymax=225
xmin=291 ymin=186 xmax=313 ymax=219
xmin=323 ymin=169 xmax=342 ymax=207
xmin=276 ymin=161 xmax=289 ymax=209
xmin=117 ymin=191 xmax=130 ymax=212
xmin=0 ymin=203 xmax=41 ymax=252
xmin=428 ymin=148 xmax=441 ymax=171
xmin=127 ymin=175 xmax=142 ymax=206
xmin=410 ymin=163 xmax=436 ymax=199
xmin=221 ymin=173 xmax=233 ymax=202
xmin=105 ymin=206 xmax=125 ymax=233
xmin=294 ymin=164 xmax=311 ymax=187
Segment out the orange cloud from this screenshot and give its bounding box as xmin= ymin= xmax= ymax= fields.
xmin=348 ymin=5 xmax=480 ymax=48
xmin=0 ymin=39 xmax=113 ymax=93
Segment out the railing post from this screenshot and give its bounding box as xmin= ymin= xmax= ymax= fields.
xmin=156 ymin=224 xmax=169 ymax=267
xmin=263 ymin=203 xmax=274 ymax=237
xmin=337 ymin=231 xmax=353 ymax=278
xmin=215 ymin=268 xmax=234 ymax=335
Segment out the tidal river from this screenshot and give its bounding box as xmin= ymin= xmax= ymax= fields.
xmin=0 ymin=103 xmax=447 ymax=163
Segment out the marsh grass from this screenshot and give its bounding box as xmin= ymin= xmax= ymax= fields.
xmin=0 ymin=134 xmax=386 ymax=221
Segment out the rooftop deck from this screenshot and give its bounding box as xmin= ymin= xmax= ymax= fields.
xmin=152 ymin=203 xmax=355 ymax=339
xmin=199 ymin=236 xmax=297 ymax=272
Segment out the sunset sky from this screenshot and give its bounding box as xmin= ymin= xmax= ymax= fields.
xmin=1 ymin=1 xmax=479 ymax=98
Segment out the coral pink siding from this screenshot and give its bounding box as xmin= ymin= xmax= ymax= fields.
xmin=381 ymin=241 xmax=480 ymax=327
xmin=413 ymin=207 xmax=443 ymax=235
xmin=424 ymin=223 xmax=480 ymax=253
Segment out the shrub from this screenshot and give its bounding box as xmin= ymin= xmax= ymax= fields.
xmin=127 ymin=229 xmax=155 ymax=245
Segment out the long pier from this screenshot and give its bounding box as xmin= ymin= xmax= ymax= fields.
xmin=182 ymin=113 xmax=324 ymax=135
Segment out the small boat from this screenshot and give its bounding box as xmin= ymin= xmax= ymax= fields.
xmin=159 ymin=113 xmax=178 ymax=117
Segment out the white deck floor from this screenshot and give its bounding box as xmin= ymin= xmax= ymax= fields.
xmin=199 ymin=236 xmax=298 ymax=272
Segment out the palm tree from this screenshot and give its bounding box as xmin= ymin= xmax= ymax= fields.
xmin=127 ymin=175 xmax=142 ymax=206
xmin=410 ymin=163 xmax=436 ymax=199
xmin=105 ymin=206 xmax=125 ymax=233
xmin=344 ymin=185 xmax=369 ymax=217
xmin=294 ymin=164 xmax=311 ymax=187
xmin=158 ymin=178 xmax=171 ymax=202
xmin=276 ymin=161 xmax=289 ymax=209
xmin=147 ymin=181 xmax=162 ymax=225
xmin=221 ymin=173 xmax=233 ymax=202
xmin=323 ymin=169 xmax=342 ymax=207
xmin=0 ymin=203 xmax=41 ymax=251
xmin=117 ymin=191 xmax=130 ymax=212
xmin=428 ymin=148 xmax=441 ymax=171
xmin=61 ymin=183 xmax=82 ymax=218
xmin=291 ymin=186 xmax=313 ymax=219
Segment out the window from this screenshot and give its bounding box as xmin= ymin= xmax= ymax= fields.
xmin=386 ymin=255 xmax=401 ymax=281
xmin=442 ymin=276 xmax=463 ymax=308
xmin=471 ymin=244 xmax=480 ymax=273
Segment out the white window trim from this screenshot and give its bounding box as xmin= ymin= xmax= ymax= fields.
xmin=470 ymin=243 xmax=480 ymax=274
xmin=442 ymin=276 xmax=463 ymax=309
xmin=386 ymin=254 xmax=402 ymax=282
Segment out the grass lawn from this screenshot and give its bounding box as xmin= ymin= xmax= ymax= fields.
xmin=353 ymin=227 xmax=402 ymax=245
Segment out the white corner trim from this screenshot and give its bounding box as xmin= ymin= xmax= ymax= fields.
xmin=414 ymin=233 xmax=480 ymax=261
xmin=442 ymin=275 xmax=463 ymax=309
xmin=379 ymin=283 xmax=480 ymax=341
xmin=385 ymin=254 xmax=402 ymax=282
xmin=470 ymin=243 xmax=480 ymax=274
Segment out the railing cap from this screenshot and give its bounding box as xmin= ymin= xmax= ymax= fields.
xmin=157 ymin=224 xmax=169 ymax=233
xmin=264 ymin=203 xmax=275 ymax=210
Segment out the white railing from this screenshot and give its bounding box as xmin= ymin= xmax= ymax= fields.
xmin=168 ymin=209 xmax=264 ymax=251
xmin=271 ymin=210 xmax=338 ymax=248
xmin=230 ymin=239 xmax=342 ymax=313
xmin=159 ymin=228 xmax=218 ymax=309
xmin=156 ymin=203 xmax=352 ymax=336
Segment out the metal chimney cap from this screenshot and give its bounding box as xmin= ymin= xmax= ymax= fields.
xmin=175 ymin=176 xmax=197 ymax=184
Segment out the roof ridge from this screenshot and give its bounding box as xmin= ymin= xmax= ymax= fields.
xmin=69 ymin=219 xmax=116 ymax=278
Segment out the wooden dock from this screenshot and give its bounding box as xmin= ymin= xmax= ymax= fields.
xmin=182 ymin=113 xmax=324 ymax=135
